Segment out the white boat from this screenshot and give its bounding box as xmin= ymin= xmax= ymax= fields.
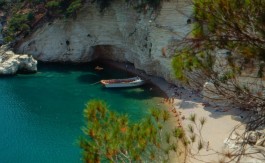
xmin=100 ymin=77 xmax=145 ymax=88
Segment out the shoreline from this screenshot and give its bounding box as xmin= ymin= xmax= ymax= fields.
xmin=99 ymin=60 xmax=186 ymax=162
xmin=100 ymin=59 xmax=247 ymax=162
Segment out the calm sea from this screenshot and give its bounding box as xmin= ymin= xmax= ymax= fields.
xmin=0 ymin=62 xmax=166 ymax=163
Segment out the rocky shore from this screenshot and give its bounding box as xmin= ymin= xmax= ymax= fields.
xmin=0 ymin=46 xmax=37 ymax=75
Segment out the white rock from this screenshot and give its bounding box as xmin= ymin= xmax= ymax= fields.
xmin=224 ymin=138 xmax=240 ymax=149
xmin=0 ymin=49 xmax=37 ymax=75
xmin=256 ymin=137 xmax=265 ymax=147
xmin=236 ymin=138 xmax=244 ymax=144
xmin=230 ymin=133 xmax=238 ymax=140
xmin=202 ymin=81 xmax=231 ymax=106
xmin=253 ymin=145 xmax=265 ymax=154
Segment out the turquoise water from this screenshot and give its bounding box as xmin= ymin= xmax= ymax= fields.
xmin=0 ymin=62 xmax=166 ymax=163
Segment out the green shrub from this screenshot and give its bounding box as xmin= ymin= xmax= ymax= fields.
xmin=192 ymin=22 xmax=204 ymax=38
xmin=79 ymin=100 xmax=184 ymax=162
xmin=8 ymin=14 xmax=28 ymax=32
xmin=172 ymin=51 xmax=203 ymax=81
xmin=4 ymin=14 xmax=29 ymax=43
xmin=46 ymin=0 xmax=60 ymax=9
xmin=4 ymin=36 xmax=14 ymax=43
xmin=27 ymin=12 xmax=35 ymax=21
xmin=20 ymin=24 xmax=30 ymax=31
xmin=66 ymin=0 xmax=82 ymax=15
xmin=0 ymin=0 xmax=7 ymax=9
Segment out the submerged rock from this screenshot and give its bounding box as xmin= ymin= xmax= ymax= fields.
xmin=0 ymin=46 xmax=37 ymax=75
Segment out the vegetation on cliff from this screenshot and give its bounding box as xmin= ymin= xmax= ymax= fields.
xmin=0 ymin=0 xmax=84 ymax=42
xmin=0 ymin=0 xmax=164 ymax=43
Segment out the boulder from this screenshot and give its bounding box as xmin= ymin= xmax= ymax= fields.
xmin=0 ymin=47 xmax=37 ymax=75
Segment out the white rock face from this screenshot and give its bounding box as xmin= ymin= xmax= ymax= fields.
xmin=16 ymin=0 xmax=192 ymax=83
xmin=0 ymin=47 xmax=37 ymax=75
xmin=202 ymin=49 xmax=265 ymax=105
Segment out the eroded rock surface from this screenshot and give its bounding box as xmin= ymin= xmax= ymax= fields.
xmin=0 ymin=46 xmax=37 ymax=75
xmin=16 ymin=0 xmax=192 ymax=84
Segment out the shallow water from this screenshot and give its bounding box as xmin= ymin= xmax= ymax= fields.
xmin=0 ymin=62 xmax=166 ymax=163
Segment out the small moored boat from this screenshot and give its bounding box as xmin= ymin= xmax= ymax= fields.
xmin=100 ymin=77 xmax=145 ymax=88
xmin=95 ymin=66 xmax=104 ymax=71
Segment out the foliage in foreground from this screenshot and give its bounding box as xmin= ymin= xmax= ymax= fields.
xmin=172 ymin=0 xmax=265 ymax=161
xmin=173 ymin=0 xmax=265 ymax=81
xmin=172 ymin=0 xmax=265 ymax=120
xmin=79 ymin=100 xmax=186 ymax=162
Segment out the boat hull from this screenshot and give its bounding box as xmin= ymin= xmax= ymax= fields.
xmin=104 ymin=80 xmax=145 ymax=88
xmin=100 ymin=77 xmax=145 ymax=88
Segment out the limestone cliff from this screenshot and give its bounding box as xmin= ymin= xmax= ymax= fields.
xmin=16 ymin=0 xmax=192 ymax=84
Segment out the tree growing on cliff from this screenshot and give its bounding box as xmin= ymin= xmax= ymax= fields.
xmin=79 ymin=100 xmax=187 ymax=162
xmin=4 ymin=13 xmax=31 ymax=42
xmin=172 ymin=0 xmax=265 ymax=161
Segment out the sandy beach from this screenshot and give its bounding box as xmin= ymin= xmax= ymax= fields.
xmin=145 ymin=73 xmax=248 ymax=163
xmin=101 ymin=60 xmax=248 ymax=162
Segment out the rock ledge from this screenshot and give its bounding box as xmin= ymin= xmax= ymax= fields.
xmin=0 ymin=46 xmax=37 ymax=75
